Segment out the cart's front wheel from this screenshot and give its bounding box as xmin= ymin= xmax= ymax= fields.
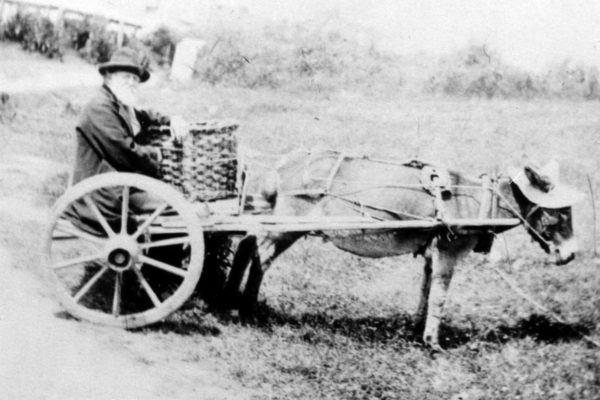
xmin=44 ymin=173 xmax=204 ymax=328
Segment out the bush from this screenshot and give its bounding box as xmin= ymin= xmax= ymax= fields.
xmin=1 ymin=11 xmax=30 ymax=42
xmin=424 ymin=45 xmax=544 ymax=99
xmin=142 ymin=26 xmax=179 ymax=66
xmin=195 ymin=23 xmax=404 ymax=91
xmin=2 ymin=11 xmax=64 ymax=59
xmin=0 ymin=10 xmax=168 ymax=65
xmin=544 ymin=60 xmax=600 ymax=100
xmin=424 ymin=44 xmax=600 ymax=100
xmin=63 ymin=16 xmax=117 ymax=63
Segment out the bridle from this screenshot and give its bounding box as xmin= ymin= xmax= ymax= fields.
xmin=494 ymin=179 xmax=565 ymax=254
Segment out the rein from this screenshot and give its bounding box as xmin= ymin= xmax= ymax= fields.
xmin=492 ymin=179 xmax=555 ymax=251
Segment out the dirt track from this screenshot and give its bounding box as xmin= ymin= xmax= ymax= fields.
xmin=0 ymin=249 xmax=163 ymax=399
xmin=0 ymin=156 xmax=248 ymax=400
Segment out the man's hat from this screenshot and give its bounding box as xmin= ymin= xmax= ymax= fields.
xmin=508 ymin=160 xmax=584 ymax=208
xmin=98 ymin=47 xmax=151 ymax=82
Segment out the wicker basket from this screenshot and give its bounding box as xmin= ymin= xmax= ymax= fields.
xmin=149 ymin=121 xmax=240 ymax=202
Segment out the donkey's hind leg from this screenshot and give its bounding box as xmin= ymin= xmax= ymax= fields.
xmin=414 ymin=250 xmax=433 ymax=336
xmin=239 ymin=232 xmax=303 ymax=319
xmin=239 ymin=249 xmax=263 ymax=320
xmin=216 ymin=235 xmax=258 ymax=310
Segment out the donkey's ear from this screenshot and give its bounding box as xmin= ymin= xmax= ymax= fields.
xmin=524 ymin=165 xmax=554 ymax=193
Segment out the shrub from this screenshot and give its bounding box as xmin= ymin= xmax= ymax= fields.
xmin=142 ymin=26 xmax=179 ymax=66
xmin=198 ymin=29 xmax=285 ymax=88
xmin=544 ymin=61 xmax=600 ymax=100
xmin=1 ymin=11 xmax=30 ymax=42
xmin=62 ymin=17 xmax=90 ymax=51
xmin=424 ymin=44 xmax=600 ymax=100
xmin=0 ymin=10 xmax=162 ymax=65
xmin=64 ymin=16 xmax=117 ymax=63
xmin=195 ymin=23 xmax=404 ymax=91
xmin=424 ymin=45 xmax=541 ymax=99
xmin=2 ymin=11 xmax=64 ymax=59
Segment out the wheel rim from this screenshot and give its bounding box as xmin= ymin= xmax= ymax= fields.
xmin=44 ymin=173 xmax=204 ymax=328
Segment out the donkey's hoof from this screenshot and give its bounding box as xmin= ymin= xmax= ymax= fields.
xmin=423 ymin=334 xmax=446 ymax=354
xmin=427 ymin=343 xmax=446 ymax=355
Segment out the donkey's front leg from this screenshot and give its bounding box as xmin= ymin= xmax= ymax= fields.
xmin=422 ymin=237 xmax=477 ymax=350
xmin=422 ymin=240 xmax=454 ymax=351
xmin=414 ymin=249 xmax=432 ymax=334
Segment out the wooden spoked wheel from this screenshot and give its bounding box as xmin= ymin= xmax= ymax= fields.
xmin=44 ymin=173 xmax=204 ymax=328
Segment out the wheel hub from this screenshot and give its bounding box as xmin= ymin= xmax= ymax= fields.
xmin=103 ymin=235 xmax=140 ymax=271
xmin=108 ymin=248 xmax=131 ymax=268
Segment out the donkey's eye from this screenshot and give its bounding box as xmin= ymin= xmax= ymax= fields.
xmin=558 ymin=209 xmax=571 ymax=221
xmin=541 ymin=213 xmax=559 ymax=226
xmin=558 ymin=212 xmax=568 ymax=222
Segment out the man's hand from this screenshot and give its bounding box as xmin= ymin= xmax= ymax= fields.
xmin=170 ymin=115 xmax=189 ymax=142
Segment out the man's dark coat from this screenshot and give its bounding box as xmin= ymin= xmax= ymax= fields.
xmin=72 ymin=85 xmax=167 ymax=183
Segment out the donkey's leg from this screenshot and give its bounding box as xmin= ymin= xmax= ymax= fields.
xmin=422 ymin=241 xmax=453 ymax=350
xmin=239 ymin=249 xmax=263 ymax=319
xmin=239 ymin=233 xmax=303 ymax=319
xmin=414 ymin=251 xmax=433 ymax=335
xmin=216 ymin=235 xmax=258 ymax=310
xmin=422 ymin=237 xmax=477 ymax=350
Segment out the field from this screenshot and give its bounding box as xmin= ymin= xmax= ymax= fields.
xmin=1 ymin=42 xmax=599 ymax=399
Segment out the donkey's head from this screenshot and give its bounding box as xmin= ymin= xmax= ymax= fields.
xmin=509 ymin=161 xmax=584 ymax=265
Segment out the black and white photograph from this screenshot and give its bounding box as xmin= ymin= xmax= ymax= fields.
xmin=0 ymin=0 xmax=599 ymax=399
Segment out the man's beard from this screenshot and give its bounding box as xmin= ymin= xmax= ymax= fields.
xmin=109 ymin=83 xmax=139 ymax=107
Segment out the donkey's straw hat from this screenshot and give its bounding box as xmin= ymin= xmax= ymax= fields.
xmin=508 ymin=160 xmax=584 ymax=208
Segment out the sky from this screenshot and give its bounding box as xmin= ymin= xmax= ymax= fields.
xmin=19 ymin=0 xmax=600 ymax=71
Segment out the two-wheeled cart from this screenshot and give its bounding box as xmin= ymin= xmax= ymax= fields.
xmin=44 ymin=122 xmax=520 ymax=329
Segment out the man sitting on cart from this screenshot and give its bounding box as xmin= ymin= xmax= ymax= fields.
xmin=67 ymin=46 xmax=187 ymax=233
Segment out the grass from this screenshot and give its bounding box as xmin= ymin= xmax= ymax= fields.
xmin=1 ymin=49 xmax=600 ymax=398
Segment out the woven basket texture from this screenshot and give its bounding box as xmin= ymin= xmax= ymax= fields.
xmin=147 ymin=121 xmax=240 ymax=202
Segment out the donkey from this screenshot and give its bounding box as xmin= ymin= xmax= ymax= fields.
xmin=224 ymin=149 xmax=582 ymax=350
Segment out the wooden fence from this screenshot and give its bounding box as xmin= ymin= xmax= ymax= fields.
xmin=0 ymin=0 xmax=142 ymax=46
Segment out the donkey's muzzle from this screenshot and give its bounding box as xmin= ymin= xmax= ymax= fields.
xmin=555 ymin=252 xmax=575 ymax=266
xmin=554 ymin=238 xmax=578 ymax=265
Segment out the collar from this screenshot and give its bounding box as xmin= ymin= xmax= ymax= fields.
xmin=101 ymin=84 xmax=119 ymax=103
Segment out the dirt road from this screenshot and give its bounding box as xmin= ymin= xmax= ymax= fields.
xmin=0 ymin=156 xmax=249 ymax=400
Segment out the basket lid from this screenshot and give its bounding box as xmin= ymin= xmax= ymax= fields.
xmin=189 ymin=119 xmax=239 ymax=134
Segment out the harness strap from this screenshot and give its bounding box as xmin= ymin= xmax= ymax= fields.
xmin=431 ymin=179 xmax=446 ymax=220
xmin=301 ymin=150 xmax=346 ymax=193
xmin=325 ymin=152 xmax=346 ymax=193
xmin=491 ymin=179 xmax=499 ymax=219
xmin=478 ymin=174 xmax=494 ymax=219
xmin=327 ymin=193 xmax=429 ymax=221
xmin=525 ymin=204 xmax=541 ymax=220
